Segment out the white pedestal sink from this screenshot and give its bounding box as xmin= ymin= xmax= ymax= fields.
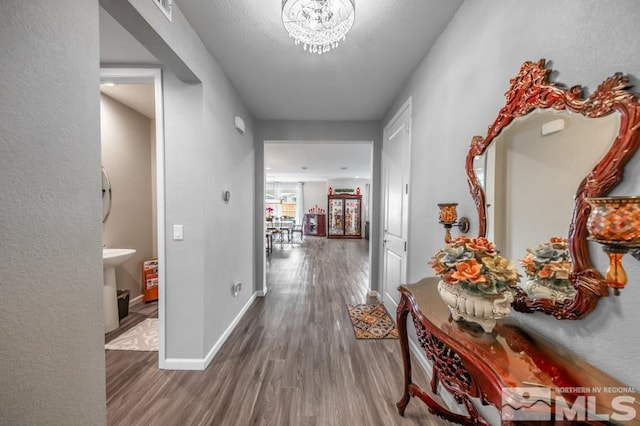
xmin=103 ymin=248 xmax=136 ymax=333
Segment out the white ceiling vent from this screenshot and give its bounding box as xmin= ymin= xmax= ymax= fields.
xmin=153 ymin=0 xmax=172 ymax=22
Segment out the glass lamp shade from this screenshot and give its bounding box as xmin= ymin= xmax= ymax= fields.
xmin=586 ymin=196 xmax=640 ymax=294
xmin=586 ymin=196 xmax=640 ymax=242
xmin=438 ymin=203 xmax=458 ymax=226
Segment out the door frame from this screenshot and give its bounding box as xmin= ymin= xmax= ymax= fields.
xmin=380 ymin=96 xmax=412 ymax=307
xmin=100 ymin=67 xmax=167 ymax=368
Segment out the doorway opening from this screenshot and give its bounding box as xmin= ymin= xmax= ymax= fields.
xmin=100 ymin=68 xmax=167 ymax=368
xmin=262 ymin=140 xmax=374 ymax=297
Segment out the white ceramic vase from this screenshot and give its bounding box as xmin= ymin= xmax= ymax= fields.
xmin=525 ymin=280 xmax=576 ymax=303
xmin=437 ymin=280 xmax=514 ymax=333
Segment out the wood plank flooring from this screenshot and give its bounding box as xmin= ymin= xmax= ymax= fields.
xmin=106 ymin=237 xmax=453 ymax=425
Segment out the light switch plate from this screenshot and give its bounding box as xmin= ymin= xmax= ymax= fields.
xmin=173 ymin=224 xmax=183 ymax=240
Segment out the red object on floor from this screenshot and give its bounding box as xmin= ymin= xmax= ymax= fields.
xmin=142 ymin=259 xmax=158 ymax=302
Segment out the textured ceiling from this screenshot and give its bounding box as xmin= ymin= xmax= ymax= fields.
xmin=175 ymin=0 xmax=463 ymax=120
xmin=99 ymin=1 xmax=463 ymax=180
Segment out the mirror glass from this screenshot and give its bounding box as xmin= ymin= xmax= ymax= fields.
xmin=478 ymin=110 xmax=620 ymax=284
xmin=102 ymin=166 xmax=112 ymax=224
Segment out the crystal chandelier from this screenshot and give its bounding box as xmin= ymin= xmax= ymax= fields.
xmin=282 ymin=0 xmax=355 ymax=55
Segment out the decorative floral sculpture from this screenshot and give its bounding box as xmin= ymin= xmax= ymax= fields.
xmin=430 ymin=237 xmax=520 ymax=332
xmin=519 ymin=237 xmax=575 ymax=301
xmin=520 ymin=237 xmax=572 ymax=288
xmin=430 ymin=236 xmax=521 ymax=295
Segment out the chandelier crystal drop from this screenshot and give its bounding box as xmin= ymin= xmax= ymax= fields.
xmin=282 ymin=0 xmax=355 ymax=55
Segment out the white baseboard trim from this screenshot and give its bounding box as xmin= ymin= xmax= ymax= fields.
xmin=129 ymin=294 xmax=144 ymax=306
xmin=162 ymin=292 xmax=257 ymax=371
xmin=161 ymin=357 xmax=207 ymax=370
xmin=385 ymin=290 xmax=398 ymax=304
xmin=202 ymin=292 xmax=256 ymax=368
xmin=256 ymin=287 xmax=268 ymax=297
xmin=368 ymin=290 xmax=380 ymax=299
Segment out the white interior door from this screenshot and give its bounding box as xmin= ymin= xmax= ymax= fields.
xmin=381 ymin=99 xmax=411 ymax=307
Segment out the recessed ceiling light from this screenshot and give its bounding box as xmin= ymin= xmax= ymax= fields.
xmin=355 ymin=176 xmax=359 ymax=179
xmin=300 ymin=166 xmax=308 ymax=170
xmin=265 ymin=167 xmax=271 ymax=170
xmin=340 ymin=166 xmax=348 ymax=170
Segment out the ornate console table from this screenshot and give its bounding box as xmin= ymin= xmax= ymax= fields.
xmin=396 ymin=277 xmax=639 ymax=425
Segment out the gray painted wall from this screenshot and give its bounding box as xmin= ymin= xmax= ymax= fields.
xmin=0 ymin=1 xmax=106 ymax=424
xmin=101 ymin=93 xmax=155 ymax=299
xmin=385 ymin=0 xmax=640 ymax=388
xmin=102 ymin=0 xmax=256 ymax=361
xmin=255 ymin=121 xmax=382 ymax=294
xmin=303 ymin=181 xmax=328 ymax=214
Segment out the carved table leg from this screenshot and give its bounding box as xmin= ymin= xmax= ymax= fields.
xmin=396 ymin=295 xmax=412 ymax=416
xmin=431 ymin=366 xmax=440 ymax=394
xmin=395 ymin=288 xmax=489 ymax=425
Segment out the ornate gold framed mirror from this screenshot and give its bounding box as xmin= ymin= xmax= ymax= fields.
xmin=465 ymin=59 xmax=640 ymax=319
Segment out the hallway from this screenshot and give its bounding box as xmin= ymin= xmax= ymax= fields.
xmin=106 ymin=238 xmax=451 ymax=425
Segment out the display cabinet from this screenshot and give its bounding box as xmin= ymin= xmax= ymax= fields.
xmin=327 ymin=194 xmax=361 ymax=239
xmin=303 ymin=213 xmax=326 ymax=236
